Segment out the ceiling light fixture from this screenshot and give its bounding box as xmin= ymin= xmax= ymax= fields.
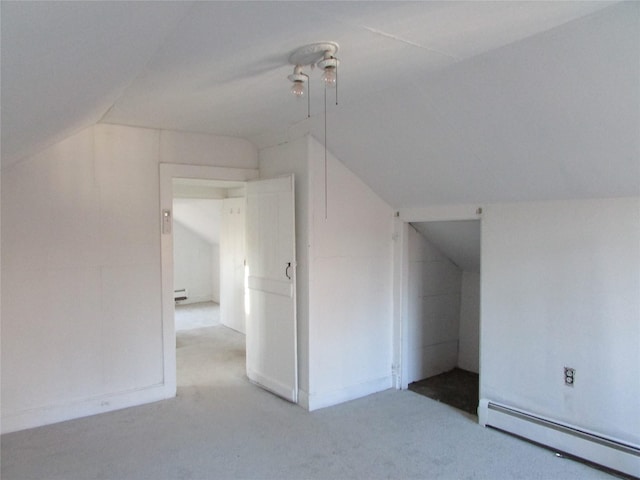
xmin=317 ymin=53 xmax=338 ymax=90
xmin=287 ymin=42 xmax=340 ymax=112
xmin=287 ymin=42 xmax=340 ymax=219
xmin=287 ymin=65 xmax=307 ymax=98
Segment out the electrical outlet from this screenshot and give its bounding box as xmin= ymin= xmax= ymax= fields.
xmin=564 ymin=367 xmax=575 ymax=386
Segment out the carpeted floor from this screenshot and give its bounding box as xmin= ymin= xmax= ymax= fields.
xmin=1 ymin=327 xmax=615 ymax=480
xmin=409 ymin=368 xmax=479 ymax=416
xmin=175 ymin=301 xmax=220 ymax=331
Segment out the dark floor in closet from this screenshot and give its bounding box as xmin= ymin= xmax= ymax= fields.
xmin=409 ymin=368 xmax=479 ymax=415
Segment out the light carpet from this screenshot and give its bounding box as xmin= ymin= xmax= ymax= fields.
xmin=175 ymin=301 xmax=220 ymax=331
xmin=1 ymin=325 xmax=613 ymax=480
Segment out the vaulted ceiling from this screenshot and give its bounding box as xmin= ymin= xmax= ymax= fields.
xmin=2 ymin=1 xmax=638 ymax=209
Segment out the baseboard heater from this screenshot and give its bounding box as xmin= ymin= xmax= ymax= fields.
xmin=174 ymin=289 xmax=188 ymax=302
xmin=479 ymin=399 xmax=639 ymax=478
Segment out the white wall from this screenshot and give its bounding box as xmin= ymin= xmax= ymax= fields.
xmin=481 ymin=197 xmax=640 ymax=446
xmin=405 ymin=225 xmax=462 ymax=383
xmin=306 ymin=137 xmax=394 ymax=410
xmin=159 ymin=130 xmax=257 ymax=169
xmin=211 ymin=244 xmax=220 ymax=304
xmin=173 ymin=197 xmax=224 ymax=304
xmin=173 ymin=221 xmax=214 ymax=305
xmin=0 ymin=124 xmax=257 ymax=433
xmin=259 ymin=136 xmax=395 ymax=410
xmin=172 ymin=197 xmax=222 ymax=246
xmin=458 ymin=271 xmax=480 ymax=373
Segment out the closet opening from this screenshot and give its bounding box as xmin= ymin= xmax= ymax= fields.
xmin=404 ymin=220 xmax=481 ymax=415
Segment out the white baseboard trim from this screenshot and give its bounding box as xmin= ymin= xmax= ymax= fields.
xmin=247 ymin=368 xmax=297 ymax=403
xmin=479 ymin=399 xmax=640 ymax=478
xmin=306 ymin=375 xmax=393 ymax=412
xmin=1 ymin=383 xmax=175 ymax=434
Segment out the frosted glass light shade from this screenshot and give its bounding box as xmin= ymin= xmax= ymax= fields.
xmin=322 ymin=66 xmax=336 ymax=88
xmin=291 ymin=81 xmax=305 ymax=97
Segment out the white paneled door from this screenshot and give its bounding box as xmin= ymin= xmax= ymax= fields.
xmin=245 ymin=175 xmax=297 ymax=403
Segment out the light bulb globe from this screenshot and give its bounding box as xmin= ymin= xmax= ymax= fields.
xmin=322 ymin=66 xmax=337 ymax=88
xmin=291 ymin=81 xmax=305 ymax=98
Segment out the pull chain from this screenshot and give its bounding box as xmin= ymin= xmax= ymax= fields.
xmin=324 ymin=84 xmax=328 ymax=220
xmin=307 ymin=74 xmax=311 ymax=118
xmin=335 ymin=62 xmax=338 ymax=106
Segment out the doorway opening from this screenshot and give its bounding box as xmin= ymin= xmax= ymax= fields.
xmin=160 ymin=164 xmax=298 ymax=403
xmin=404 ymin=220 xmax=481 ymax=415
xmin=171 ymin=178 xmax=247 ymax=389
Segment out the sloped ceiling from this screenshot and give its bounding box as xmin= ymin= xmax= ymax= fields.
xmin=412 ymin=221 xmax=481 ymax=273
xmin=2 ymin=1 xmax=638 ymax=209
xmin=0 ymin=1 xmax=193 ymax=164
xmin=173 ymin=198 xmax=222 ymax=245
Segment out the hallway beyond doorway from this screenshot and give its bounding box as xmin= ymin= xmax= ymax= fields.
xmin=175 ymin=301 xmax=220 ymax=331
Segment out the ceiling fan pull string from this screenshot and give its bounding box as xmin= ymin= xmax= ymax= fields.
xmin=307 ymin=73 xmax=311 ymax=118
xmin=335 ymin=60 xmax=338 ymax=106
xmin=324 ymin=84 xmax=328 ymax=220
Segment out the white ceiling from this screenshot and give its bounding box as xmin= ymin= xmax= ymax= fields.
xmin=173 ymin=178 xmax=245 ymax=199
xmin=2 ymin=1 xmax=638 ymax=209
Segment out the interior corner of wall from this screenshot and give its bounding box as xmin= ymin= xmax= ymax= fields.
xmin=297 ymin=389 xmax=310 ymax=411
xmin=478 ymin=398 xmax=489 ymax=426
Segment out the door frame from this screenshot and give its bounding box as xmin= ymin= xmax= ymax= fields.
xmin=392 ymin=204 xmax=483 ymax=391
xmin=159 ymin=163 xmax=259 ymax=395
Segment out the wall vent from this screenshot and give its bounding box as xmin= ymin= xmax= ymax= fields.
xmin=174 ymin=289 xmax=188 ymax=302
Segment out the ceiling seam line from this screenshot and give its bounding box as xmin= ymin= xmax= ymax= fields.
xmin=357 ymin=25 xmax=460 ymax=61
xmin=96 ymin=2 xmax=200 ymax=125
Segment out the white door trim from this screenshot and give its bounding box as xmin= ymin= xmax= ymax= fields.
xmin=159 ymin=163 xmax=259 ymax=395
xmin=398 ymin=204 xmax=483 ymax=223
xmin=392 ymin=205 xmax=482 ymax=390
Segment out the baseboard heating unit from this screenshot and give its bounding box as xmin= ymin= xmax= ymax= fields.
xmin=174 ymin=289 xmax=188 ymax=302
xmin=478 ymin=399 xmax=640 ymax=478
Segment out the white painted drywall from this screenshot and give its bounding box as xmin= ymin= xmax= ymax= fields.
xmin=405 ymin=225 xmax=462 ymax=383
xmin=481 ymin=197 xmax=640 ymax=446
xmin=173 ymin=221 xmax=214 ymax=305
xmin=172 ymin=198 xmax=222 ymax=245
xmin=159 ymin=130 xmax=258 ymax=169
xmin=258 ymin=137 xmax=310 ymax=395
xmin=1 ymin=125 xmax=163 ymax=429
xmin=458 ymin=271 xmax=480 ymax=373
xmin=306 ymin=137 xmax=394 ymax=410
xmin=172 ymin=197 xmax=223 ymax=304
xmin=259 ymin=136 xmax=395 ymax=409
xmin=219 ymin=197 xmax=246 ymax=334
xmin=0 ymin=124 xmax=258 ymax=433
xmin=211 ymin=244 xmax=220 ymax=305
xmin=0 ymin=155 xmax=3 ymax=413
